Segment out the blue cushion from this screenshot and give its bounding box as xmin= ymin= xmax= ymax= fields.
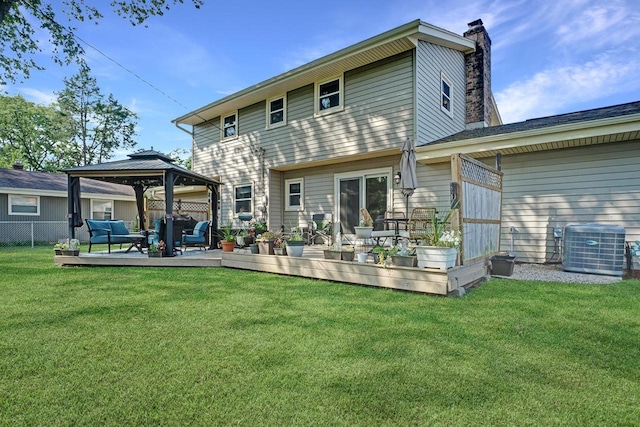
xmin=109 ymin=220 xmax=130 ymax=235
xmin=193 ymin=221 xmax=209 ymax=237
xmin=87 ymin=219 xmax=111 ymax=237
xmin=184 ymin=235 xmax=205 ymax=244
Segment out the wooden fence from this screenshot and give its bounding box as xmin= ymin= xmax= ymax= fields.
xmin=451 ymin=154 xmax=503 ymax=263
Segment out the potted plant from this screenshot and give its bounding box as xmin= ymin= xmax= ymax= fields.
xmin=258 ymin=231 xmax=279 ymax=255
xmin=236 ymin=229 xmax=248 ymax=247
xmin=53 ymin=243 xmax=64 ymax=255
xmin=148 ymin=240 xmax=166 ymax=257
xmin=371 ymin=246 xmax=388 ymax=265
xmin=60 ymin=239 xmax=80 ymax=256
xmin=273 ymin=238 xmax=286 ymax=256
xmin=323 ymin=242 xmax=355 ymax=261
xmin=390 ymin=240 xmax=417 ymax=267
xmin=354 ymin=216 xmax=373 ymax=239
xmin=286 ymin=228 xmax=305 ymax=257
xmin=415 ymin=206 xmax=460 ymax=270
xmin=252 ymin=218 xmax=268 ymax=235
xmin=219 ymin=224 xmax=236 ymax=252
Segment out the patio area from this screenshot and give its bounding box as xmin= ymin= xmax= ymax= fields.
xmin=54 ymin=244 xmax=490 ymax=295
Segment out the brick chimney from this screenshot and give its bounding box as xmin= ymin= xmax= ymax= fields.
xmin=464 ymin=19 xmax=492 ymax=129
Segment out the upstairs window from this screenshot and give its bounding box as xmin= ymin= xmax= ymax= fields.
xmin=441 ymin=73 xmax=453 ymax=117
xmin=267 ymin=95 xmax=286 ymax=129
xmin=315 ymin=76 xmax=343 ymax=115
xmin=91 ymin=199 xmax=113 ymax=220
xmin=285 ymin=178 xmax=303 ymax=211
xmin=8 ymin=194 xmax=39 ymax=216
xmin=222 ymin=111 xmax=238 ymax=140
xmin=234 ymin=184 xmax=253 ymax=214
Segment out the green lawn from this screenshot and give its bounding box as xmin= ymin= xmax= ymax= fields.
xmin=1 ymin=247 xmax=639 ymax=426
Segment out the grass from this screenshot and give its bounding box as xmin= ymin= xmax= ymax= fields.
xmin=1 ymin=247 xmax=639 ymax=426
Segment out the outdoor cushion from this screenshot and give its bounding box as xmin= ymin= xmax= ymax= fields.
xmin=86 ymin=219 xmax=111 ymax=237
xmin=109 ymin=220 xmax=130 ymax=236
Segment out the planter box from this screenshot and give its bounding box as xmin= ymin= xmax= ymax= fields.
xmin=259 ymin=240 xmax=274 ymax=255
xmin=391 ymin=255 xmax=417 ymax=267
xmin=148 ymin=251 xmax=163 ymax=258
xmin=415 ymin=246 xmax=457 ymax=271
xmin=60 ymin=250 xmax=79 ymax=256
xmin=491 ymin=255 xmax=516 ymax=276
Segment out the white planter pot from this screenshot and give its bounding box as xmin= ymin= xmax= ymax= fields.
xmin=357 ymin=252 xmax=368 ymax=263
xmin=415 ymin=246 xmax=457 ymax=271
xmin=286 ymin=241 xmax=304 ymax=257
xmin=354 ymin=226 xmax=373 ymax=239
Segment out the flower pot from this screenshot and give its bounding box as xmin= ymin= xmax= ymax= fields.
xmin=54 ymin=249 xmax=62 ymax=256
xmin=357 ymin=252 xmax=368 ymax=263
xmin=236 ymin=235 xmax=245 ymax=247
xmin=341 ymin=251 xmax=355 ymax=262
xmin=249 ymin=243 xmax=259 ymax=254
xmin=415 ymin=246 xmax=457 ymax=270
xmin=323 ymin=250 xmax=341 ymax=260
xmin=286 ymin=241 xmax=304 ymax=257
xmin=391 ymin=255 xmax=417 ymax=267
xmin=490 ymin=255 xmax=516 ymax=276
xmin=274 ymin=247 xmax=285 ymax=256
xmin=61 ymin=249 xmax=79 ymax=256
xmin=221 ymin=240 xmax=236 ymax=252
xmin=259 ymin=239 xmax=274 ymax=255
xmin=148 ymin=251 xmax=163 ymax=258
xmin=354 ymin=226 xmax=373 ymax=239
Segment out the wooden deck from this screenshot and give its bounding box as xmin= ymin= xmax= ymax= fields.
xmin=54 ymin=246 xmax=490 ymax=295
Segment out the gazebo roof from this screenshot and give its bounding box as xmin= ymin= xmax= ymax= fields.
xmin=61 ymin=150 xmax=221 ymax=188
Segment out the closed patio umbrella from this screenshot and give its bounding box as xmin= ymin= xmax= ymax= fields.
xmin=400 ymin=137 xmax=418 ymax=218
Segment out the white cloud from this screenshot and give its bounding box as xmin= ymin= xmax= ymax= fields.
xmin=495 ymin=50 xmax=640 ymax=122
xmin=17 ymin=87 xmax=57 ymax=105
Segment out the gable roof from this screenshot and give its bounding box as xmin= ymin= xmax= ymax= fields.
xmin=416 ymin=100 xmax=640 ymax=163
xmin=173 ymin=19 xmax=475 ymax=126
xmin=0 ymin=168 xmax=134 ymax=197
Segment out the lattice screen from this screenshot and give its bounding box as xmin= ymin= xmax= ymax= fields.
xmin=452 ymin=154 xmax=503 ymax=263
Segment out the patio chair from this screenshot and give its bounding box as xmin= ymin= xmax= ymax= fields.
xmin=360 ymin=208 xmax=396 ymax=246
xmin=408 ymin=207 xmax=437 ymax=243
xmin=182 ymin=220 xmax=210 ymax=251
xmin=309 ymin=213 xmax=332 ymax=245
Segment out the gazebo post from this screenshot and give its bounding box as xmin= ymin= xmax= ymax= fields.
xmin=67 ymin=175 xmax=75 ymax=240
xmin=165 ymin=170 xmax=175 ymax=256
xmin=209 ymin=184 xmax=219 ymax=250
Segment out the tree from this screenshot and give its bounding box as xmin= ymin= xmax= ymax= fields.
xmin=0 ymin=94 xmax=74 ymax=171
xmin=56 ymin=64 xmax=138 ymax=166
xmin=0 ymin=0 xmax=203 ymax=84
xmin=167 ymin=147 xmax=192 ymax=170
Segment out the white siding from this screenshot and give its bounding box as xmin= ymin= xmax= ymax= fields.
xmin=415 ymin=41 xmax=466 ymax=144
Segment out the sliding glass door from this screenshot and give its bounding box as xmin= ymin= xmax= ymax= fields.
xmin=336 ymin=168 xmax=391 ymax=236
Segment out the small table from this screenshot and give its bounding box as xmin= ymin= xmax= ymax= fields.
xmin=125 ymin=235 xmax=146 ymax=253
xmin=383 ymin=218 xmax=409 ymax=245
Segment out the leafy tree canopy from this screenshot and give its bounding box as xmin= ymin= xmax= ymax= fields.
xmin=0 ymin=0 xmax=203 ymax=84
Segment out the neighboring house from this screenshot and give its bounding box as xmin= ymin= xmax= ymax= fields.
xmin=174 ymin=19 xmax=499 ymax=236
xmin=0 ymin=165 xmax=136 ymax=244
xmin=173 ymin=17 xmax=639 ymax=263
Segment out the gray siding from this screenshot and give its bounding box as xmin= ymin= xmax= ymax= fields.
xmin=416 ymin=41 xmax=466 ymax=144
xmin=495 ymin=140 xmax=640 ymax=263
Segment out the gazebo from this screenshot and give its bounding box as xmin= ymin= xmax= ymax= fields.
xmin=62 ymin=150 xmax=222 ymax=255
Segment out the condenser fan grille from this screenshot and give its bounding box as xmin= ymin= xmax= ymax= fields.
xmin=562 ymin=224 xmax=625 ymax=276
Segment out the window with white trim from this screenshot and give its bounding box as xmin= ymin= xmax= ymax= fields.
xmin=441 ymin=72 xmax=453 ymax=117
xmin=234 ymin=184 xmax=253 ymax=214
xmin=91 ymin=199 xmax=113 ymax=220
xmin=315 ymin=76 xmax=343 ymax=115
xmin=285 ymin=178 xmax=303 ymax=211
xmin=8 ymin=194 xmax=39 ymax=216
xmin=221 ymin=111 xmax=238 ymax=140
xmin=267 ymin=95 xmax=286 ymax=129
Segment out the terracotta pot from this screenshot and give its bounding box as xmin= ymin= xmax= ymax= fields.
xmin=221 ymin=240 xmax=236 ymax=252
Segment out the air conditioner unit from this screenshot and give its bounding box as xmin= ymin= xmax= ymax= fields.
xmin=562 ymin=224 xmax=625 ymax=276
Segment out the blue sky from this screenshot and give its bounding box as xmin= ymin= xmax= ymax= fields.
xmin=4 ymin=0 xmax=640 ymax=158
